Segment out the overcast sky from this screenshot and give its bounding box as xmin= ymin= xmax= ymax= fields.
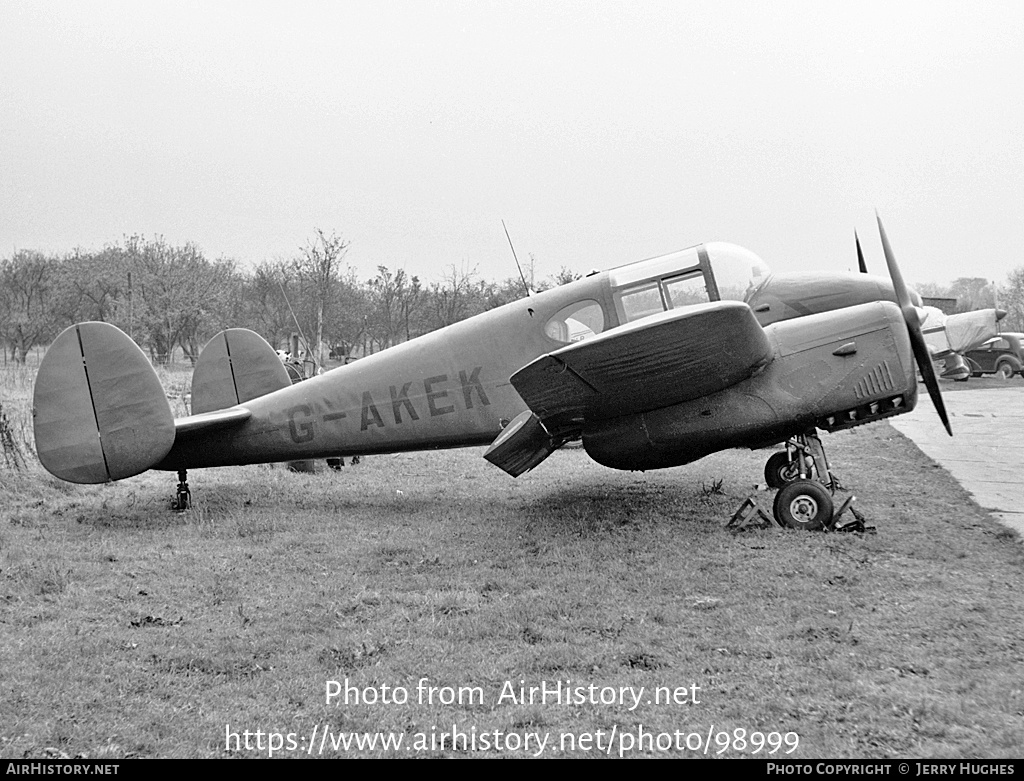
xmin=2 ymin=1 xmax=1022 ymax=287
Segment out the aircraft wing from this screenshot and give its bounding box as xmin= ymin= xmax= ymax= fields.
xmin=511 ymin=300 xmax=773 ymax=429
xmin=487 ymin=301 xmax=772 ymax=477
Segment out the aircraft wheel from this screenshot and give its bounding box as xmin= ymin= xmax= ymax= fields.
xmin=764 ymin=451 xmax=800 ymax=489
xmin=773 ymin=480 xmax=833 ymax=531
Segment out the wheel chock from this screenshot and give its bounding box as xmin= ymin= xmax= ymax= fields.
xmin=829 ymin=496 xmax=875 ymax=533
xmin=727 ymin=496 xmax=774 ymax=530
xmin=830 ymin=495 xmax=856 ymax=525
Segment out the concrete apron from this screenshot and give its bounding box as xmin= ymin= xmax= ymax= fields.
xmin=888 ymin=384 xmax=1024 ymax=538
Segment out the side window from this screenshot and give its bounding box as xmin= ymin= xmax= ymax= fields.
xmin=663 ymin=272 xmax=710 ymax=307
xmin=544 ymin=300 xmax=606 ymax=344
xmin=617 ymin=282 xmax=665 ymax=323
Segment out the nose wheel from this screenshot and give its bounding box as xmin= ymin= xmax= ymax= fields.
xmin=772 ymin=479 xmax=833 ymax=531
xmin=763 ymin=431 xmax=846 ymax=530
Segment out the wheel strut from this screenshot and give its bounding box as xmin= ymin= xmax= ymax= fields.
xmin=781 ymin=430 xmax=839 ymax=492
xmin=766 ymin=430 xmax=847 ymax=530
xmin=172 ymin=469 xmax=191 ymax=512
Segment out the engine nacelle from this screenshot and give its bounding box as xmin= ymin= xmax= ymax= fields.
xmin=583 ymin=301 xmax=917 ymax=470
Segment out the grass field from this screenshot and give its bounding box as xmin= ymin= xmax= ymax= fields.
xmin=1 ymin=361 xmax=1023 ymax=759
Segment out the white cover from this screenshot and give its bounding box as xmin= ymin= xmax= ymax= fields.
xmin=921 ymin=307 xmax=1000 ymax=357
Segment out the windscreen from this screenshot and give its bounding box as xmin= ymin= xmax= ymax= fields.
xmin=704 ymin=242 xmax=771 ymax=302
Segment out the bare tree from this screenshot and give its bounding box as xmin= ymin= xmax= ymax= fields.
xmin=241 ymin=259 xmax=296 ymax=348
xmin=551 ymin=266 xmax=582 ymax=286
xmin=366 ymin=266 xmax=422 ymax=350
xmin=294 ymin=229 xmax=350 ymax=368
xmin=0 ymin=250 xmax=57 ymax=363
xmin=117 ymin=235 xmax=237 ymax=364
xmin=949 ymin=277 xmax=997 ymax=313
xmin=999 ymin=267 xmax=1024 ymax=332
xmin=423 ymin=264 xmax=480 ymax=332
xmin=52 ymin=246 xmax=128 ymax=325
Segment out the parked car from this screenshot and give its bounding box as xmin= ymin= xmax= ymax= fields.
xmin=964 ymin=332 xmax=1024 ymax=379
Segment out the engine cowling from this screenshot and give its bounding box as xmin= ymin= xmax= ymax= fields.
xmin=583 ymin=301 xmax=917 ymax=471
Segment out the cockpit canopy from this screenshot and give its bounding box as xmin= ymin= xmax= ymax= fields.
xmin=607 ymin=242 xmax=771 ymax=325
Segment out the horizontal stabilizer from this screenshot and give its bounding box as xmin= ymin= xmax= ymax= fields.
xmin=33 ymin=322 xmax=175 ymax=483
xmin=174 ymin=406 xmax=252 ymax=435
xmin=191 ymin=329 xmax=292 ymax=413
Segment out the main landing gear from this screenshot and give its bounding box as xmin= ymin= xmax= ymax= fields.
xmin=761 ymin=431 xmax=858 ymax=531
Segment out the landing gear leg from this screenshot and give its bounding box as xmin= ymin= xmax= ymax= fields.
xmin=172 ymin=469 xmax=191 ymax=512
xmin=767 ymin=430 xmax=847 ymax=529
xmin=765 ymin=430 xmax=839 ymax=492
xmin=799 ymin=430 xmax=839 ymax=492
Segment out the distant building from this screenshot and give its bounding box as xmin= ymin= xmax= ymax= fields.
xmin=922 ymin=296 xmax=958 ymax=315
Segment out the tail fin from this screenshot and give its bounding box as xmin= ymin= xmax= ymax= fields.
xmin=33 ymin=322 xmax=175 ymax=483
xmin=191 ymin=329 xmax=291 ymax=414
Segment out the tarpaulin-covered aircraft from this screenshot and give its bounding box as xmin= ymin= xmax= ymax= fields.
xmin=918 ymin=308 xmax=1006 ymax=381
xmin=32 ymin=217 xmax=955 ymax=530
xmin=853 ymin=230 xmax=1006 ymax=381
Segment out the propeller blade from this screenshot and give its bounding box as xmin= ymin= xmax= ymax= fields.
xmin=855 ymin=229 xmax=868 ymax=273
xmin=876 ymin=213 xmax=952 ymax=436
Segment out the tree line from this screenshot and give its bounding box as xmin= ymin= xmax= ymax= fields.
xmin=4 ymin=231 xmax=1023 ymax=366
xmin=917 ymin=275 xmax=1024 ymax=333
xmin=0 ymin=231 xmax=578 ymax=366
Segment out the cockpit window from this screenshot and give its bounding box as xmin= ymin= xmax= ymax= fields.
xmin=544 ymin=300 xmax=606 ymax=344
xmin=617 ymin=283 xmax=665 ymax=322
xmin=663 ymin=271 xmax=710 ymax=307
xmin=609 ymin=242 xmax=772 ymax=325
xmin=612 ymin=256 xmax=710 ymax=324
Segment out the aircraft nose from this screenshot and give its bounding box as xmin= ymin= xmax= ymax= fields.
xmin=996 ymin=308 xmax=1007 ymax=321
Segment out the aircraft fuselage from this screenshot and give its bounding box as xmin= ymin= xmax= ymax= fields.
xmin=156 ymin=243 xmax=916 ymax=473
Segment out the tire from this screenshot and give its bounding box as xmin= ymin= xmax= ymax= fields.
xmin=996 ymin=361 xmax=1017 ymax=380
xmin=764 ymin=451 xmax=800 ymax=489
xmin=773 ymin=480 xmax=834 ymax=531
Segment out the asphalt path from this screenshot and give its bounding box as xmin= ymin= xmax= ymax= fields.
xmin=888 ymin=381 xmax=1024 ymax=537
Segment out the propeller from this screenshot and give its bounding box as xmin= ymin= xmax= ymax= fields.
xmin=876 ymin=213 xmax=952 ymax=436
xmin=855 ymin=229 xmax=868 ymax=273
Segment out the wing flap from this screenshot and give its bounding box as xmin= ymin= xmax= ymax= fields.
xmin=483 ymin=410 xmax=558 ymax=477
xmin=511 ymin=301 xmax=772 ymax=423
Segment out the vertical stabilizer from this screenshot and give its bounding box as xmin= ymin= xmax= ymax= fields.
xmin=33 ymin=322 xmax=175 ymax=483
xmin=191 ymin=329 xmax=292 ymax=413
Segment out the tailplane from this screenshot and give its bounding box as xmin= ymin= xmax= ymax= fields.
xmin=33 ymin=322 xmax=175 ymax=483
